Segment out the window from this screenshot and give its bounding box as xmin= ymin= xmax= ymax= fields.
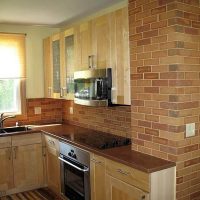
xmin=0 ymin=33 xmax=26 ymax=114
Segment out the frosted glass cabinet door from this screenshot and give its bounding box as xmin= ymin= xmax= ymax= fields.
xmin=52 ymin=39 xmax=61 ymax=98
xmin=62 ymin=28 xmax=76 ymax=100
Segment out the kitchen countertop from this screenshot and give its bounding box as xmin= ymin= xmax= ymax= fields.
xmin=37 ymin=124 xmax=175 ymax=173
xmin=0 ymin=123 xmax=175 ymax=173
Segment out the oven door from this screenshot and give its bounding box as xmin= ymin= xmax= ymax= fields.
xmin=59 ymin=155 xmax=90 ymax=200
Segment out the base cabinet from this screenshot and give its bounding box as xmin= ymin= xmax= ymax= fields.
xmin=13 ymin=144 xmax=44 ymax=190
xmin=0 ymin=133 xmax=44 ymax=197
xmin=106 ymin=175 xmax=149 ymax=200
xmin=90 ymin=154 xmax=106 ymax=200
xmin=44 ymin=135 xmax=61 ymax=194
xmin=0 ymin=147 xmax=13 ymax=195
xmin=90 ymin=153 xmax=175 ymax=200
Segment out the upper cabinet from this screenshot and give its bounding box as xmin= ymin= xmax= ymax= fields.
xmin=91 ymin=14 xmax=111 ymax=69
xmin=44 ymin=33 xmax=62 ymax=99
xmin=43 ymin=6 xmax=130 ymax=105
xmin=110 ymin=7 xmax=130 ymax=105
xmin=76 ymin=22 xmax=92 ymax=70
xmin=61 ymin=28 xmax=76 ymax=100
xmin=52 ymin=34 xmax=62 ymax=99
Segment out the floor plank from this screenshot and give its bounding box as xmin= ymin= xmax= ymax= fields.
xmin=0 ymin=188 xmax=63 ymax=200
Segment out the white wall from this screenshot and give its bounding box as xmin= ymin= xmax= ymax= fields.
xmin=0 ymin=24 xmax=60 ymax=98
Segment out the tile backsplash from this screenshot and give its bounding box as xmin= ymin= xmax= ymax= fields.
xmin=3 ymin=98 xmax=131 ymax=138
xmin=3 ymin=98 xmax=63 ymax=127
xmin=62 ymin=100 xmax=131 ymax=138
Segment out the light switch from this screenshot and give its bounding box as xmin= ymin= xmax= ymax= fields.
xmin=186 ymin=123 xmax=195 ymax=137
xmin=34 ymin=107 xmax=41 ymax=115
xmin=69 ymin=107 xmax=73 ymax=115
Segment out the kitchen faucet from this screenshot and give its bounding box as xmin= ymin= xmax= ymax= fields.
xmin=0 ymin=113 xmax=16 ymax=129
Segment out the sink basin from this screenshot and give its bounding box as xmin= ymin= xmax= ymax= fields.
xmin=0 ymin=126 xmax=32 ymax=133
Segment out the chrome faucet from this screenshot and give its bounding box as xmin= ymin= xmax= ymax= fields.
xmin=0 ymin=113 xmax=16 ymax=129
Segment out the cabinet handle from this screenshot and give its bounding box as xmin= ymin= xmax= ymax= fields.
xmin=88 ymin=55 xmax=95 ymax=69
xmin=13 ymin=147 xmax=17 ymax=159
xmin=60 ymin=88 xmax=63 ymax=97
xmin=60 ymin=87 xmax=66 ymax=98
xmin=48 ymin=140 xmax=55 ymax=146
xmin=141 ymin=195 xmax=146 ymax=200
xmin=91 ymin=158 xmax=102 ymax=165
xmin=116 ymin=168 xmax=130 ymax=176
xmin=42 ymin=146 xmax=46 ymax=157
xmin=7 ymin=148 xmax=12 ymax=160
xmin=48 ymin=87 xmax=52 ymax=97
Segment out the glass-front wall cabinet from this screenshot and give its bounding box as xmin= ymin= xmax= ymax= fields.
xmin=52 ymin=39 xmax=61 ymax=97
xmin=63 ymin=28 xmax=75 ymax=100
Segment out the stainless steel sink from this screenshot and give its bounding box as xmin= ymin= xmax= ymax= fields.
xmin=0 ymin=126 xmax=32 ymax=134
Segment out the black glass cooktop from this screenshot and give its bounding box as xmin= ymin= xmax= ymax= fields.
xmin=62 ymin=130 xmax=131 ymax=150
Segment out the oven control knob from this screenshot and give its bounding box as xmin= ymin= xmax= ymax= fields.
xmin=72 ymin=154 xmax=77 ymax=159
xmin=68 ymin=152 xmax=72 ymax=157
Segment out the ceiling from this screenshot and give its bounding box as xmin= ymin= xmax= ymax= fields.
xmin=0 ymin=0 xmax=125 ymax=27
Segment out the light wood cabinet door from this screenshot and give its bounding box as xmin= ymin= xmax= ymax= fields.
xmin=76 ymin=21 xmax=92 ymax=70
xmin=13 ymin=144 xmax=44 ymax=190
xmin=106 ymin=174 xmax=149 ymax=200
xmin=91 ymin=14 xmax=111 ymax=69
xmin=90 ymin=154 xmax=106 ymax=200
xmin=110 ymin=7 xmax=130 ymax=105
xmin=46 ymin=146 xmax=61 ymax=194
xmin=0 ymin=148 xmax=13 ymax=193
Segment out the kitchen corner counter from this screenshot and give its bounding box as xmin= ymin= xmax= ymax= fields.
xmin=34 ymin=124 xmax=175 ymax=173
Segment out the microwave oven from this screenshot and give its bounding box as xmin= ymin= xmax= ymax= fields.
xmin=74 ymin=68 xmax=112 ymax=106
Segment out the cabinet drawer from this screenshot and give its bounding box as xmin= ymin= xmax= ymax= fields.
xmin=44 ymin=135 xmax=59 ymax=151
xmin=12 ymin=133 xmax=42 ymax=146
xmin=91 ymin=154 xmax=105 ymax=166
xmin=0 ymin=136 xmax=11 ymax=148
xmin=106 ymin=159 xmax=150 ymax=192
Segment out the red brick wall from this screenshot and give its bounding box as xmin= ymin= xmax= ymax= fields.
xmin=62 ymin=100 xmax=131 ymax=137
xmin=4 ymin=98 xmax=63 ymax=127
xmin=129 ymin=0 xmax=200 ymax=199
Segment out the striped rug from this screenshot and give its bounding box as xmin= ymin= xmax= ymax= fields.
xmin=0 ymin=188 xmax=63 ymax=200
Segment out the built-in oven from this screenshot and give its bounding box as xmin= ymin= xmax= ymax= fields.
xmin=59 ymin=141 xmax=90 ymax=200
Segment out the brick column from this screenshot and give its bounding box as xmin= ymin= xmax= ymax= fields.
xmin=129 ymin=0 xmax=200 ymax=199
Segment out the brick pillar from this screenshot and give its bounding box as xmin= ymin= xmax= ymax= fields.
xmin=129 ymin=0 xmax=200 ymax=199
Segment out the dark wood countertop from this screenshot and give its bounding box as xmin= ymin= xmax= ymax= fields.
xmin=0 ymin=123 xmax=175 ymax=173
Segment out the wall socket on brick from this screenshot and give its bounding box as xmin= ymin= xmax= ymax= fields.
xmin=34 ymin=107 xmax=41 ymax=115
xmin=186 ymin=123 xmax=195 ymax=137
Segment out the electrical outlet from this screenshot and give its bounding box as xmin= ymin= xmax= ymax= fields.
xmin=69 ymin=107 xmax=73 ymax=115
xmin=34 ymin=107 xmax=41 ymax=115
xmin=186 ymin=123 xmax=195 ymax=137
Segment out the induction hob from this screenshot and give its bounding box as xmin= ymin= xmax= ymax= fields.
xmin=62 ymin=130 xmax=131 ymax=150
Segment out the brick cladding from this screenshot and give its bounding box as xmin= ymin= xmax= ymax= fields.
xmin=3 ymin=98 xmax=63 ymax=127
xmin=129 ymin=0 xmax=200 ymax=199
xmin=62 ymin=100 xmax=131 ymax=138
xmin=3 ymin=98 xmax=131 ymax=138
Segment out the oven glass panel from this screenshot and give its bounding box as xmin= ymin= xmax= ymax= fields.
xmin=64 ymin=158 xmax=85 ymax=200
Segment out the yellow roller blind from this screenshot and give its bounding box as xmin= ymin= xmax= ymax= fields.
xmin=0 ymin=33 xmax=26 ymax=78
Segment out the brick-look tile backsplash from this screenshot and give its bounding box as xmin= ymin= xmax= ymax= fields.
xmin=62 ymin=100 xmax=131 ymax=138
xmin=3 ymin=98 xmax=63 ymax=127
xmin=129 ymin=0 xmax=200 ymax=199
xmin=3 ymin=98 xmax=131 ymax=138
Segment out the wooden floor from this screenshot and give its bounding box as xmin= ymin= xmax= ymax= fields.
xmin=0 ymin=188 xmax=63 ymax=200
